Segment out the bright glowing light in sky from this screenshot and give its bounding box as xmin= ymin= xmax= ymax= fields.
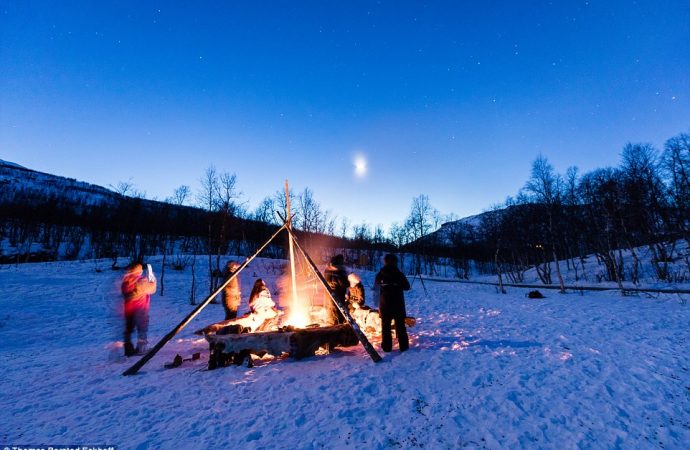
xmin=354 ymin=155 xmax=367 ymax=178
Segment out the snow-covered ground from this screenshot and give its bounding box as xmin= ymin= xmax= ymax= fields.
xmin=461 ymin=240 xmax=690 ymax=292
xmin=516 ymin=240 xmax=690 ymax=289
xmin=1 ymin=258 xmax=688 ymax=449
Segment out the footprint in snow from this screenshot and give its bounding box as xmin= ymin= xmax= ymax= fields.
xmin=246 ymin=431 xmax=262 ymax=441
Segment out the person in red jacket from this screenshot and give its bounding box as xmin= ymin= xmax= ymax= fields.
xmin=121 ymin=262 xmax=157 ymax=356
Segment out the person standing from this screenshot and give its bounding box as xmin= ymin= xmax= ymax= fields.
xmin=121 ymin=262 xmax=157 ymax=356
xmin=221 ymin=261 xmax=242 ymax=320
xmin=375 ymin=254 xmax=410 ymax=352
xmin=324 ymin=254 xmax=349 ymax=324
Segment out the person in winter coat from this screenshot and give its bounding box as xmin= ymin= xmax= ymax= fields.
xmin=121 ymin=262 xmax=157 ymax=356
xmin=347 ymin=272 xmax=382 ymax=334
xmin=242 ymin=278 xmax=280 ymax=331
xmin=221 ymin=261 xmax=242 ymax=320
xmin=201 ymin=279 xmax=281 ymax=334
xmin=248 ymin=278 xmax=271 ymax=312
xmin=346 ymin=273 xmax=365 ymax=312
xmin=375 ymin=254 xmax=410 ymax=352
xmin=324 ymin=254 xmax=349 ymax=324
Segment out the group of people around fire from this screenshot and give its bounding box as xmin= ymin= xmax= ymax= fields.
xmin=121 ymin=252 xmax=411 ymax=357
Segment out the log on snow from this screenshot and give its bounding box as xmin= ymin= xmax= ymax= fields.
xmin=204 ymin=324 xmax=358 ymax=360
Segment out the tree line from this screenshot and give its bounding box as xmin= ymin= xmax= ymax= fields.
xmin=2 ymin=130 xmax=688 ymax=290
xmin=470 ymin=131 xmax=690 ymax=288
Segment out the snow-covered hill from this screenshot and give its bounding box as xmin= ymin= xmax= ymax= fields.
xmin=0 ymin=257 xmax=688 ymax=448
xmin=0 ymin=158 xmax=123 ymax=207
xmin=430 ymin=211 xmax=489 ymax=245
xmin=0 ymin=159 xmax=26 ymax=169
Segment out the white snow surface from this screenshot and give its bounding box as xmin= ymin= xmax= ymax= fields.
xmin=1 ymin=258 xmax=689 ymax=449
xmin=471 ymin=240 xmax=690 ymax=291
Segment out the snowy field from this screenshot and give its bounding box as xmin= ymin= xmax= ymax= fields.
xmin=1 ymin=258 xmax=689 ymax=449
xmin=468 ymin=241 xmax=690 ymax=292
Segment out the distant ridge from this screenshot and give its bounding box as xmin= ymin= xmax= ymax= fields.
xmin=0 ymin=157 xmax=131 ymax=207
xmin=0 ymin=159 xmax=27 ymax=169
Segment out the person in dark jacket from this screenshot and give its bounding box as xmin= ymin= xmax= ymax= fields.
xmin=221 ymin=261 xmax=241 ymax=320
xmin=324 ymin=254 xmax=349 ymax=324
xmin=375 ymin=254 xmax=410 ymax=352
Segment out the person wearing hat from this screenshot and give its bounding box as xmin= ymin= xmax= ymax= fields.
xmin=221 ymin=260 xmax=242 ymax=320
xmin=375 ymin=254 xmax=411 ymax=352
xmin=121 ymin=262 xmax=157 ymax=356
xmin=324 ymin=254 xmax=349 ymax=324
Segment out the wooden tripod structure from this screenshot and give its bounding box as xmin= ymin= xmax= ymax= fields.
xmin=123 ymin=213 xmax=381 ymax=376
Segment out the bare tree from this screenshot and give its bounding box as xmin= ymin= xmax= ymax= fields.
xmin=253 ymin=196 xmax=278 ymax=224
xmin=111 ymin=180 xmax=146 ymax=198
xmin=111 ymin=180 xmax=134 ymax=196
xmin=389 ymin=222 xmax=409 ymax=248
xmin=198 ymin=166 xmax=219 ymax=294
xmin=406 ymin=195 xmax=436 ymax=240
xmin=294 ymin=188 xmax=336 ymax=241
xmin=353 ymin=222 xmax=372 ymax=241
xmin=274 ymin=188 xmax=298 ymax=226
xmin=478 ymin=204 xmax=506 ymax=292
xmin=324 ymin=212 xmax=337 ymax=236
xmin=389 ymin=221 xmax=409 ymax=271
xmin=562 ymin=166 xmax=584 ymax=280
xmin=340 ymin=217 xmax=350 ymax=239
xmin=159 ymin=184 xmax=192 ymax=296
xmin=405 ymin=194 xmax=439 ymax=275
xmin=524 ymin=155 xmax=566 ymax=293
xmin=215 ymin=171 xmax=241 ymax=272
xmin=621 ymin=142 xmax=673 ymax=281
xmin=298 ymin=187 xmax=322 ymax=233
xmin=170 ymin=185 xmax=191 ymax=206
xmin=662 ymin=133 xmax=690 ymax=248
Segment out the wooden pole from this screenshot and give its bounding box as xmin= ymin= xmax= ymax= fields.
xmin=283 ymin=222 xmax=382 ymax=363
xmin=123 ymin=223 xmax=288 ymax=376
xmin=285 ymin=180 xmax=299 ymax=308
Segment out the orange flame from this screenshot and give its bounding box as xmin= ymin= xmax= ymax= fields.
xmin=285 ymin=296 xmax=311 ymax=328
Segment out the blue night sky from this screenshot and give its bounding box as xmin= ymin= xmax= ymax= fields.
xmin=1 ymin=1 xmax=689 ymax=230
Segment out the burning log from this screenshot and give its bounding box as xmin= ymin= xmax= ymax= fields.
xmin=204 ymin=324 xmax=358 ymax=369
xmin=290 ymin=324 xmax=358 ymax=358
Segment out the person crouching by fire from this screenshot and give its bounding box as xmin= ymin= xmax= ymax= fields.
xmin=375 ymin=254 xmax=411 ymax=352
xmin=121 ymin=262 xmax=157 ymax=356
xmin=346 ymin=273 xmax=365 ymax=312
xmin=324 ymin=254 xmax=349 ymax=324
xmin=245 ymin=278 xmax=280 ymax=331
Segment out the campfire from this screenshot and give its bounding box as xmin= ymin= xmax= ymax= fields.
xmin=199 ymin=247 xmax=363 ymax=369
xmin=122 ymin=181 xmax=381 ymax=376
